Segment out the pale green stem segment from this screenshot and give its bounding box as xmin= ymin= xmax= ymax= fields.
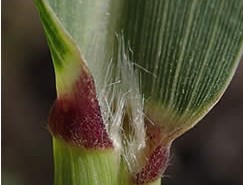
xmin=118 ymin=158 xmax=133 ymax=185
xmin=53 ymin=138 xmax=119 ymax=185
xmin=53 ymin=138 xmax=160 ymax=185
xmin=147 ymin=179 xmax=161 ymax=185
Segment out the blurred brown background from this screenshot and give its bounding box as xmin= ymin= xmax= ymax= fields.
xmin=2 ymin=1 xmax=243 ymax=185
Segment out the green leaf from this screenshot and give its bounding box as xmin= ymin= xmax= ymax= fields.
xmin=34 ymin=0 xmax=89 ymax=96
xmin=41 ymin=0 xmax=123 ymax=91
xmin=118 ymin=0 xmax=243 ymax=140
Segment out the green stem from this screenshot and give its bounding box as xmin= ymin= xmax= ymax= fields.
xmin=53 ymin=138 xmax=119 ymax=185
xmin=150 ymin=179 xmax=161 ymax=185
xmin=118 ymin=157 xmax=132 ymax=185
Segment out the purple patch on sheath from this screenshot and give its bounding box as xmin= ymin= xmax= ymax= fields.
xmin=134 ymin=145 xmax=170 ymax=184
xmin=48 ymin=69 xmax=113 ymax=149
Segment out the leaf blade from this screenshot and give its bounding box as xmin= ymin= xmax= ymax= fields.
xmin=118 ymin=0 xmax=243 ymax=136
